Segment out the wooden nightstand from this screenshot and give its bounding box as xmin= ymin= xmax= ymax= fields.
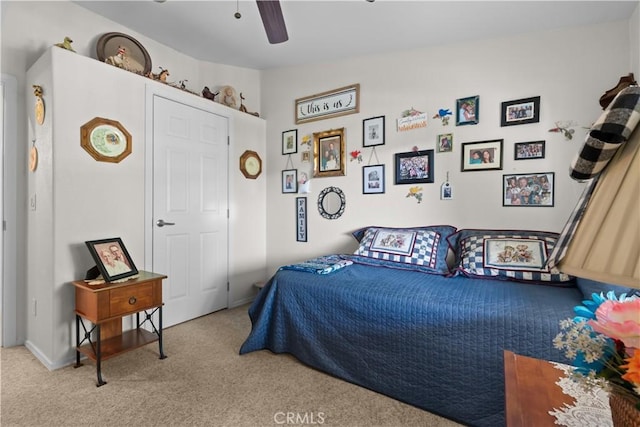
xmin=71 ymin=271 xmax=167 ymax=386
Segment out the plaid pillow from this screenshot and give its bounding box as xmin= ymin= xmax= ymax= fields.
xmin=350 ymin=227 xmax=450 ymax=275
xmin=447 ymin=229 xmax=574 ymax=285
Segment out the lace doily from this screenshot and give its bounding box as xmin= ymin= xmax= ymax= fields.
xmin=547 ymin=362 xmax=612 ymax=427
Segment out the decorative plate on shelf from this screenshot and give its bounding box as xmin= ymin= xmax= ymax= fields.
xmin=96 ymin=32 xmax=152 ymax=75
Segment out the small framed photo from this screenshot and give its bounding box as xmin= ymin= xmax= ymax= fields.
xmin=456 ymin=95 xmax=479 ymax=126
xmin=313 ymin=128 xmax=346 ymax=178
xmin=394 ymin=150 xmax=434 ymax=185
xmin=503 ymin=172 xmax=554 ymax=207
xmin=437 ymin=133 xmax=453 ymax=153
xmin=461 ymin=139 xmax=503 ymax=172
xmin=282 ymin=169 xmax=298 ymax=193
xmin=85 ymin=237 xmax=138 ymax=282
xmin=514 ymin=140 xmax=545 ymax=160
xmin=282 ymin=129 xmax=298 ymax=155
xmin=362 ymin=164 xmax=385 ymax=194
xmin=363 ymin=116 xmax=385 ymax=147
xmin=501 ymin=96 xmax=540 ymax=127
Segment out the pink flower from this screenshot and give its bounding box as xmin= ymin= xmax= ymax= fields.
xmin=588 ymin=299 xmax=640 ymax=349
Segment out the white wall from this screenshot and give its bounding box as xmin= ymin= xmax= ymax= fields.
xmin=261 ymin=20 xmax=632 ymax=274
xmin=631 ymin=3 xmax=640 ymax=77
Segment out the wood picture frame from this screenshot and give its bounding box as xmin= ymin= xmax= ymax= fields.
xmin=363 ymin=116 xmax=385 ymax=147
xmin=313 ymin=128 xmax=346 ymax=178
xmin=461 ymin=139 xmax=503 ymax=172
xmin=282 ymin=129 xmax=298 ymax=155
xmin=362 ymin=164 xmax=385 ymax=194
xmin=514 ymin=141 xmax=545 ymax=160
xmin=437 ymin=133 xmax=453 ymax=153
xmin=282 ymin=169 xmax=298 ymax=193
xmin=96 ymin=32 xmax=152 ymax=75
xmin=503 ymin=172 xmax=555 ymax=207
xmin=80 ymin=117 xmax=132 ymax=163
xmin=456 ymin=95 xmax=479 ymax=126
xmin=85 ymin=237 xmax=138 ymax=282
xmin=295 ymin=84 xmax=359 ymax=124
xmin=394 ymin=150 xmax=434 ymax=184
xmin=501 ymin=96 xmax=540 ymax=127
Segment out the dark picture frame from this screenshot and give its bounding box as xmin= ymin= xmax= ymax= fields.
xmin=500 ymin=96 xmax=540 ymax=127
xmin=282 ymin=129 xmax=298 ymax=155
xmin=514 ymin=140 xmax=545 ymax=160
xmin=461 ymin=139 xmax=503 ymax=172
xmin=503 ymin=172 xmax=555 ymax=207
xmin=456 ymin=95 xmax=479 ymax=126
xmin=96 ymin=32 xmax=152 ymax=75
xmin=362 ymin=164 xmax=385 ymax=194
xmin=313 ymin=128 xmax=346 ymax=178
xmin=362 ymin=116 xmax=385 ymax=147
xmin=394 ymin=150 xmax=434 ymax=185
xmin=282 ymin=169 xmax=298 ymax=193
xmin=85 ymin=237 xmax=138 ymax=282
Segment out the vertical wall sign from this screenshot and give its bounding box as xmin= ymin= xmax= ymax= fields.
xmin=296 ymin=197 xmax=307 ymax=242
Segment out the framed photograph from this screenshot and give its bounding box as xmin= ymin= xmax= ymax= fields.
xmin=437 ymin=133 xmax=453 ymax=153
xmin=503 ymin=172 xmax=554 ymax=207
xmin=296 ymin=197 xmax=307 ymax=242
xmin=514 ymin=140 xmax=545 ymax=160
xmin=295 ymin=84 xmax=360 ymax=124
xmin=80 ymin=116 xmax=132 ymax=163
xmin=362 ymin=164 xmax=385 ymax=194
xmin=363 ymin=116 xmax=385 ymax=147
xmin=456 ymin=95 xmax=479 ymax=126
xmin=96 ymin=32 xmax=152 ymax=75
xmin=85 ymin=237 xmax=138 ymax=282
xmin=282 ymin=129 xmax=298 ymax=155
xmin=282 ymin=169 xmax=298 ymax=193
xmin=394 ymin=150 xmax=434 ymax=185
xmin=501 ymin=96 xmax=540 ymax=127
xmin=313 ymin=128 xmax=346 ymax=178
xmin=461 ymin=139 xmax=503 ymax=172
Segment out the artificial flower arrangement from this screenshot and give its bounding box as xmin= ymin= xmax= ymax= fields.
xmin=553 ymin=290 xmax=640 ymax=420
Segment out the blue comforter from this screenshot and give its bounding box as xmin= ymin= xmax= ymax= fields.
xmin=240 ymin=262 xmax=583 ymax=426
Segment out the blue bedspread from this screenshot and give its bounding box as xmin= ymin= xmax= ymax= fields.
xmin=240 ymin=262 xmax=583 ymax=426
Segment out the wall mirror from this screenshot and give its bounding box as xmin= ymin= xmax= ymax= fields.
xmin=317 ymin=186 xmax=346 ymax=220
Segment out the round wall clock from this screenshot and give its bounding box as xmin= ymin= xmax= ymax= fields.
xmin=239 ymin=150 xmax=262 ymax=179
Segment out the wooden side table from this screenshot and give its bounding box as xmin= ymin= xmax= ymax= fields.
xmin=504 ymin=350 xmax=576 ymax=426
xmin=71 ymin=271 xmax=167 ymax=386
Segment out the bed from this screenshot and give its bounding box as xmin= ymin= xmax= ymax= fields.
xmin=239 ymin=226 xmax=628 ymax=426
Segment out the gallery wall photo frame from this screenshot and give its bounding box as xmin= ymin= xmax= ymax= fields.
xmin=456 ymin=95 xmax=479 ymax=126
xmin=362 ymin=164 xmax=385 ymax=194
xmin=296 ymin=197 xmax=307 ymax=242
xmin=394 ymin=150 xmax=434 ymax=185
xmin=437 ymin=133 xmax=453 ymax=153
xmin=282 ymin=169 xmax=298 ymax=193
xmin=514 ymin=140 xmax=545 ymax=160
xmin=295 ymin=84 xmax=360 ymax=124
xmin=461 ymin=139 xmax=503 ymax=172
xmin=362 ymin=115 xmax=385 ymax=147
xmin=282 ymin=129 xmax=298 ymax=155
xmin=500 ymin=96 xmax=540 ymax=127
xmin=85 ymin=237 xmax=138 ymax=282
xmin=313 ymin=127 xmax=346 ymax=178
xmin=503 ymin=172 xmax=555 ymax=207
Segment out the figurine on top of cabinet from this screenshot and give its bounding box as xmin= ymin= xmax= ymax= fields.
xmin=54 ymin=36 xmax=75 ymax=52
xmin=105 ymin=46 xmax=130 ymax=70
xmin=239 ymin=93 xmax=260 ymax=117
xmin=147 ymin=67 xmax=170 ymax=82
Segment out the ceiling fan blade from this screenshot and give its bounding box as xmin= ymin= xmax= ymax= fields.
xmin=256 ymin=0 xmax=289 ymax=44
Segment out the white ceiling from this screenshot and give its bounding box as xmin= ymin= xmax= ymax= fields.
xmin=74 ymin=0 xmax=638 ymax=70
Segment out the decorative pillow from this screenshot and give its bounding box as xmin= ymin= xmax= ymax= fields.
xmin=350 ymin=225 xmax=456 ymax=275
xmin=447 ymin=229 xmax=574 ymax=285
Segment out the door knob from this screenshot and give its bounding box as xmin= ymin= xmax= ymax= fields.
xmin=156 ymin=219 xmax=175 ymax=227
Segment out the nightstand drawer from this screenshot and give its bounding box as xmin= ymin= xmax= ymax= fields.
xmin=110 ymin=283 xmax=155 ymax=316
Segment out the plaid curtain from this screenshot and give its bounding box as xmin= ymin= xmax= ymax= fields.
xmin=547 ymin=86 xmax=640 ymax=269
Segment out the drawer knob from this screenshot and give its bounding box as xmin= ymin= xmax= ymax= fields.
xmin=128 ymin=296 xmax=137 ymax=305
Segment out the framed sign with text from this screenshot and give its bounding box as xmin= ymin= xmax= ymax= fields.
xmin=296 ymin=197 xmax=307 ymax=242
xmin=295 ymin=84 xmax=360 ymax=124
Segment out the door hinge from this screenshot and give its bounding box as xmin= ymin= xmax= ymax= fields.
xmin=227 ymin=209 xmax=229 ymax=219
xmin=227 ymin=282 xmax=230 ymax=291
xmin=227 ymin=135 xmax=230 ymax=145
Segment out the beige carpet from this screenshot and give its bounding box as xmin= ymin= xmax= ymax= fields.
xmin=0 ymin=304 xmax=462 ymax=427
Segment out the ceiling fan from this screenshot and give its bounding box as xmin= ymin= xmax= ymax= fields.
xmin=255 ymin=0 xmax=289 ymax=44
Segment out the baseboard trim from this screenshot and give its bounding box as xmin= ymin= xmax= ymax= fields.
xmin=229 ymin=295 xmax=255 ymax=308
xmin=24 ymin=340 xmax=75 ymax=371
